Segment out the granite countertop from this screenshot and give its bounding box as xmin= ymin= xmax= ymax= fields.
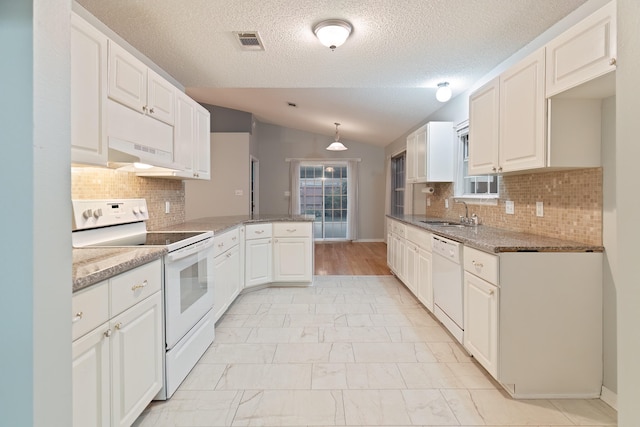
xmin=388 ymin=214 xmax=603 ymax=253
xmin=154 ymin=214 xmax=314 ymax=234
xmin=73 ymin=214 xmax=311 ymax=292
xmin=72 ymin=247 xmax=166 ymax=293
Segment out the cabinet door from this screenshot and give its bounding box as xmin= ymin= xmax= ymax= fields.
xmin=110 ymin=292 xmax=163 ymax=427
xmin=394 ymin=235 xmax=407 ymax=281
xmin=194 ymin=104 xmax=211 ymax=180
xmin=417 ymin=249 xmax=433 ymax=312
xmin=387 ymin=232 xmax=393 ymax=268
xmin=468 ymin=77 xmax=500 ymax=175
xmin=404 ymin=243 xmax=418 ymax=295
xmin=414 ymin=126 xmax=428 ymax=182
xmin=499 ymin=48 xmax=546 ymax=173
xmin=245 ymin=237 xmax=273 ymax=288
xmin=108 ymin=41 xmax=147 ymax=114
xmin=72 ymin=323 xmax=110 ymax=427
xmin=213 ymin=245 xmax=242 ymax=322
xmin=273 ymin=237 xmax=312 ymax=282
xmin=147 ymin=68 xmax=175 ymax=125
xmin=70 ymin=14 xmax=108 ymax=166
xmin=174 ymin=91 xmax=196 ymax=175
xmin=545 ymin=1 xmax=616 ymax=97
xmin=425 ymin=122 xmax=454 ymax=182
xmin=406 ymin=132 xmax=417 ymax=183
xmin=464 ymin=272 xmax=499 ymax=378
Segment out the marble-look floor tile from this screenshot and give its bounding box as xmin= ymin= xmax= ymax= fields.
xmin=427 ymin=342 xmax=473 ymax=363
xmin=245 ymin=326 xmax=319 ymax=343
xmin=240 ymin=314 xmax=286 ymax=328
xmin=398 ymin=362 xmax=465 ymax=389
xmin=549 ymin=399 xmax=618 ymax=425
xmin=445 ymin=362 xmax=498 ymax=389
xmin=150 ymin=390 xmax=243 ymax=426
xmin=201 ymin=343 xmax=276 ymax=364
xmin=283 ymin=313 xmax=348 ymax=327
xmin=260 ymin=303 xmax=315 ymax=314
xmin=213 ymin=327 xmax=252 ymax=343
xmin=273 ymin=343 xmax=334 ymax=363
xmin=226 ymin=302 xmax=262 ymax=315
xmin=346 ymin=363 xmax=406 ymax=389
xmin=233 ymin=390 xmax=345 ymax=426
xmin=216 ymin=314 xmax=250 ymax=328
xmin=216 ymin=363 xmax=311 ymax=390
xmin=441 ymin=388 xmax=574 ymax=425
xmin=386 ymin=326 xmax=454 ymax=343
xmin=311 ymin=363 xmax=348 ymax=389
xmin=179 ymin=363 xmax=227 ymax=391
xmin=291 ymin=294 xmax=338 ymax=304
xmin=352 ymin=342 xmax=438 ymax=363
xmin=315 ymin=303 xmax=375 ymax=314
xmin=319 ymin=326 xmax=391 ymax=343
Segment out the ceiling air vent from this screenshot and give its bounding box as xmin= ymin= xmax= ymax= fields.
xmin=234 ymin=32 xmax=265 ymax=51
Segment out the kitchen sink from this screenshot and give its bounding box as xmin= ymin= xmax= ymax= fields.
xmin=420 ymin=220 xmax=469 ymax=228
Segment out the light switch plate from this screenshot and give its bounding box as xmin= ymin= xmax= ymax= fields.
xmin=235 ymin=190 xmax=243 ymax=196
xmin=506 ymin=200 xmax=515 ymax=215
xmin=536 ymin=201 xmax=544 ymax=217
xmin=165 ymin=201 xmax=170 ymax=214
xmin=445 ymin=199 xmax=449 ymax=209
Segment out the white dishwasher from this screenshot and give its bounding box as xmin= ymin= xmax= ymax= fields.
xmin=431 ymin=235 xmax=464 ymax=343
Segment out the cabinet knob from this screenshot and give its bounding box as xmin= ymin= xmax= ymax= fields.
xmin=497 ymin=167 xmax=503 ymax=173
xmin=72 ymin=311 xmax=83 ymax=323
xmin=609 ymin=58 xmax=617 ymax=66
xmin=149 ymin=108 xmax=155 ymax=114
xmin=131 ymin=280 xmax=148 ymax=291
xmin=489 ymin=289 xmax=495 ymax=295
xmin=114 ymin=322 xmax=123 ymax=330
xmin=491 ymin=167 xmax=497 ymax=172
xmin=103 ymin=329 xmax=112 ymax=338
xmin=472 ymin=260 xmax=484 ymax=268
xmin=142 ymin=105 xmax=148 ymax=112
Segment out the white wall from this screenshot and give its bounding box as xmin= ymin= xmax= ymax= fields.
xmin=0 ymin=1 xmax=72 ymax=425
xmin=257 ymin=122 xmax=385 ymax=241
xmin=185 ymin=133 xmax=251 ymax=219
xmin=616 ymin=1 xmax=640 ymax=424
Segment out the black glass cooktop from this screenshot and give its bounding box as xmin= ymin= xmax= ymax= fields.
xmin=88 ymin=232 xmax=207 ymax=247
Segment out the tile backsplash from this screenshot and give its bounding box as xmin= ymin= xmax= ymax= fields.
xmin=71 ymin=167 xmax=185 ymax=230
xmin=424 ymin=168 xmax=602 ymax=246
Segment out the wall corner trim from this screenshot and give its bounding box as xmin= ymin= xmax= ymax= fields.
xmin=601 ymin=386 xmax=618 ymax=411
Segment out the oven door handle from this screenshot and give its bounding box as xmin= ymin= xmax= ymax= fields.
xmin=166 ymin=238 xmax=214 ymax=262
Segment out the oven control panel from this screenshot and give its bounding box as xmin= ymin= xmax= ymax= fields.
xmin=72 ymin=199 xmax=149 ymax=230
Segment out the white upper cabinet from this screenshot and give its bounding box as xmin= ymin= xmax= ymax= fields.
xmin=468 ymin=77 xmax=500 ymax=175
xmin=499 ymin=47 xmax=546 ymax=173
xmin=171 ymin=91 xmax=210 ymax=179
xmin=108 ymin=41 xmax=175 ymax=126
xmin=406 ymin=122 xmax=454 ymax=183
xmin=70 ymin=13 xmax=108 ymax=166
xmin=194 ymin=104 xmax=211 ymax=180
xmin=545 ymin=1 xmax=616 ymax=97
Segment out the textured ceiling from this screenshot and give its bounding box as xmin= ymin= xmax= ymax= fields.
xmin=77 ymin=0 xmax=587 ymax=146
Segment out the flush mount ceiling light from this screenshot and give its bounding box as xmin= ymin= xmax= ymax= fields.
xmin=326 ymin=122 xmax=348 ymax=151
xmin=313 ymin=19 xmax=352 ymax=51
xmin=436 ymin=82 xmax=452 ymax=102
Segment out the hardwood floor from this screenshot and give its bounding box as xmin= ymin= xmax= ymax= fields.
xmin=314 ymin=242 xmax=390 ymax=275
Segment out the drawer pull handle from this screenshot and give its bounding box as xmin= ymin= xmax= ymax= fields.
xmin=255 ymin=230 xmax=264 ymax=234
xmin=115 ymin=322 xmax=123 ymax=330
xmin=103 ymin=329 xmax=112 ymax=338
xmin=232 ymin=236 xmax=237 ymax=241
xmin=286 ymin=228 xmax=296 ymax=232
xmin=472 ymin=260 xmax=484 ymax=268
xmin=226 ymin=252 xmax=232 ymax=258
xmin=131 ymin=280 xmax=148 ymax=291
xmin=72 ymin=312 xmax=83 ymax=323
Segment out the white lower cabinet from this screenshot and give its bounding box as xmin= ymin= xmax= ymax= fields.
xmin=464 ymin=271 xmax=499 ymax=378
xmin=245 ymin=237 xmax=273 ymax=288
xmin=213 ymin=240 xmax=241 ymax=322
xmin=72 ymin=322 xmax=110 ymax=427
xmin=110 ymin=293 xmax=163 ymax=427
xmin=72 ymin=260 xmax=163 ymax=427
xmin=404 ymin=243 xmax=419 ymax=295
xmin=416 ymin=248 xmax=433 ymax=312
xmin=273 ymin=222 xmax=313 ymax=283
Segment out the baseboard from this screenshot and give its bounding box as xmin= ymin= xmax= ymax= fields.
xmin=600 ymin=386 xmax=618 ymax=411
xmin=354 ymin=238 xmax=385 ymax=242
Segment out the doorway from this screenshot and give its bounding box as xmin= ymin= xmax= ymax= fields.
xmin=299 ymin=163 xmax=348 ymax=240
xmin=250 ymin=156 xmax=259 ymax=216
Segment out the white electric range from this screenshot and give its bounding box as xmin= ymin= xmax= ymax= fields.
xmin=72 ymin=198 xmax=215 ymax=399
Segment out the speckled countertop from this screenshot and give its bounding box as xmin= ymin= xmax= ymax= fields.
xmin=388 ymin=214 xmax=603 ymax=253
xmin=72 ymin=247 xmax=166 ymax=293
xmin=73 ymin=215 xmax=312 ymax=293
xmin=154 ymin=214 xmax=314 ymax=234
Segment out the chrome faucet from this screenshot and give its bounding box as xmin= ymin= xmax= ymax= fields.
xmin=456 ymin=201 xmax=479 ymax=226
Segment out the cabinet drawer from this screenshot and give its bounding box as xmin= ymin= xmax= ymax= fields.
xmin=214 ymin=227 xmax=240 ymax=257
xmin=406 ymin=226 xmax=432 ymax=251
xmin=464 ymin=246 xmax=499 ymax=285
xmin=273 ymin=222 xmax=312 ymax=238
xmin=111 ymin=259 xmax=162 ymax=316
xmin=245 ymin=223 xmax=273 ymax=240
xmin=72 ymin=280 xmax=109 ymax=341
xmin=392 ymin=221 xmax=406 ymax=238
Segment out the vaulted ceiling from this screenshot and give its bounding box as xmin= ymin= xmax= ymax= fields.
xmin=77 ymin=0 xmax=587 ymax=146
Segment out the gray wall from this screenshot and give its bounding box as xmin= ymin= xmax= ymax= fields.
xmin=257 ymin=122 xmax=385 ymax=241
xmin=0 ymin=0 xmax=72 ymax=425
xmin=616 ymin=1 xmax=640 ymax=423
xmin=202 ymin=103 xmax=254 ymax=133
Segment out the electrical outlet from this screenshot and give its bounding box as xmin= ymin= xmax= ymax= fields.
xmin=426 ymin=198 xmax=431 ymax=207
xmin=284 ymin=190 xmax=291 ymax=197
xmin=235 ymin=190 xmax=243 ymax=196
xmin=165 ymin=201 xmax=170 ymax=214
xmin=536 ymin=201 xmax=544 ymax=217
xmin=506 ymin=200 xmax=515 ymax=215
xmin=445 ymin=199 xmax=449 ymax=209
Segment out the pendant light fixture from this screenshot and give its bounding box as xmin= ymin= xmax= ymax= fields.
xmin=436 ymin=82 xmax=452 ymax=102
xmin=313 ymin=19 xmax=352 ymax=51
xmin=326 ymin=122 xmax=348 ymax=151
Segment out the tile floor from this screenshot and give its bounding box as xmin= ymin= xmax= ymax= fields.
xmin=133 ymin=275 xmax=617 ymax=427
